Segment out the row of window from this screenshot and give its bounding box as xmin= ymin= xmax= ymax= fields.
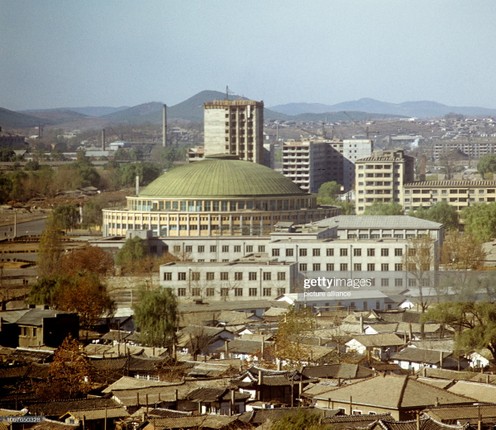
xmin=298 ymin=262 xmax=404 ymax=272
xmin=406 ymin=188 xmax=496 ymax=194
xmin=272 ymin=247 xmax=404 ymax=257
xmin=176 ymin=287 xmax=285 ymax=297
xmin=172 ymin=244 xmax=266 ymax=253
xmin=164 ymin=271 xmax=286 ymax=281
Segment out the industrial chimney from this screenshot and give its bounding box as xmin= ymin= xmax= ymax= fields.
xmin=101 ymin=129 xmax=106 ymax=151
xmin=162 ymin=104 xmax=167 ymax=147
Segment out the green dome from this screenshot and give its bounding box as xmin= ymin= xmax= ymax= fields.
xmin=139 ymin=157 xmax=306 ymax=198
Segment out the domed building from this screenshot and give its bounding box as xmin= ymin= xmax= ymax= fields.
xmin=102 ymin=155 xmax=338 ymax=237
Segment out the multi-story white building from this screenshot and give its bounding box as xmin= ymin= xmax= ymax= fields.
xmin=342 ymin=139 xmax=374 ymax=191
xmin=160 ymin=260 xmax=298 ymax=302
xmin=204 ymin=99 xmax=264 ymax=164
xmin=355 ymin=150 xmax=415 ymax=214
xmin=154 ymin=215 xmax=443 ymax=303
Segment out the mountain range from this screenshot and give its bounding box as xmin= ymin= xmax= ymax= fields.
xmin=2 ymin=91 xmax=496 ymax=130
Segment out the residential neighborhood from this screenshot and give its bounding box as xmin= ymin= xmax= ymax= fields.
xmin=3 ymin=4 xmax=496 ymax=427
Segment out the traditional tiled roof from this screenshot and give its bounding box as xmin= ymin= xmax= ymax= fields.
xmin=140 ymin=415 xmax=251 ymax=430
xmin=221 ymin=339 xmax=270 ymax=356
xmin=421 ymin=368 xmax=496 ymax=383
xmin=371 ymin=417 xmax=466 ymax=430
xmin=15 ymin=309 xmax=73 ymax=326
xmin=102 ymin=376 xmax=177 ymax=393
xmin=323 ymin=413 xmax=394 ymax=429
xmin=424 ymin=404 xmax=496 ymax=423
xmin=109 ymin=378 xmax=231 ymax=406
xmin=239 ymin=407 xmax=324 ymax=425
xmin=301 ymin=363 xmax=374 ymax=379
xmin=447 ymin=380 xmax=496 ymax=403
xmin=313 ymin=374 xmax=474 ymax=409
xmin=186 ymin=387 xmax=250 ymax=403
xmin=26 ymin=398 xmax=121 ymax=417
xmin=60 ymin=407 xmax=128 ymax=421
xmin=347 ymin=333 xmax=405 ymax=348
xmin=391 ymin=347 xmax=452 ymax=364
xmin=100 ymin=330 xmax=132 ymax=342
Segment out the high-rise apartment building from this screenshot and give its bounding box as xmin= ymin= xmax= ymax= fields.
xmin=281 ymin=138 xmax=373 ymax=193
xmin=282 ymin=139 xmax=333 ymax=193
xmin=355 ymin=150 xmax=415 ymax=214
xmin=204 ymin=99 xmax=264 ymax=164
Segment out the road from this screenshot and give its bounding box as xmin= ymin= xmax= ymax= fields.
xmin=0 ymin=218 xmax=47 ymax=239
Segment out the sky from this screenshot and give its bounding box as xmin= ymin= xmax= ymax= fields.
xmin=2 ymin=0 xmax=496 ymax=111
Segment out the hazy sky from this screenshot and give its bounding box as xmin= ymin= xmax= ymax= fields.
xmin=2 ymin=0 xmax=496 ymax=110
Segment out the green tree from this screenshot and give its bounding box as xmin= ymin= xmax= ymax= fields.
xmin=404 ymin=235 xmax=435 ymax=313
xmin=0 ymin=148 xmax=15 ymax=162
xmin=363 ymin=202 xmax=403 ymax=215
xmin=0 ymin=173 xmax=12 ymax=203
xmin=410 ymin=201 xmax=459 ymax=230
xmin=53 ymin=204 xmax=80 ymax=231
xmin=478 ymin=154 xmax=496 ymax=178
xmin=462 ymin=202 xmax=496 ymax=242
xmin=423 ymin=302 xmax=496 ymax=363
xmin=133 ymin=287 xmax=178 ymax=350
xmin=29 ymin=277 xmax=58 ymax=307
xmin=72 ymin=151 xmax=101 ymax=188
xmin=115 ymin=236 xmax=147 ymax=274
xmin=24 ymin=159 xmax=40 ymax=171
xmin=317 ymin=181 xmax=342 ymax=205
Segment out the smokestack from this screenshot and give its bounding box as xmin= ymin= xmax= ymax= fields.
xmin=102 ymin=129 xmax=106 ymax=150
xmin=162 ymin=104 xmax=167 ymax=147
xmin=135 ymin=175 xmax=140 ymax=196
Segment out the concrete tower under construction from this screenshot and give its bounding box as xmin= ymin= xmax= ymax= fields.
xmin=203 ymin=99 xmax=264 ymax=164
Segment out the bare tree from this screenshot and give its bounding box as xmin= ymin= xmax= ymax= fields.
xmin=404 ymin=235 xmax=436 ymax=313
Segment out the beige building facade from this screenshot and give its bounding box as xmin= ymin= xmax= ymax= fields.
xmin=403 ymin=180 xmax=496 ymax=212
xmin=355 ymin=150 xmax=415 ymax=214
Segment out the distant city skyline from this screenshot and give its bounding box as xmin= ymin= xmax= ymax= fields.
xmin=2 ymin=0 xmax=496 ymax=111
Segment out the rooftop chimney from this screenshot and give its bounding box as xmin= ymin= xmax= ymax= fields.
xmin=162 ymin=104 xmax=167 ymax=147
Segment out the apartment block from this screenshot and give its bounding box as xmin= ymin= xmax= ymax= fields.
xmin=355 ymin=150 xmax=415 ymax=214
xmin=433 ymin=139 xmax=496 ymax=161
xmin=282 ymin=139 xmax=333 ymax=192
xmin=281 ymin=138 xmax=372 ymax=193
xmin=403 ymin=180 xmax=496 ymax=212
